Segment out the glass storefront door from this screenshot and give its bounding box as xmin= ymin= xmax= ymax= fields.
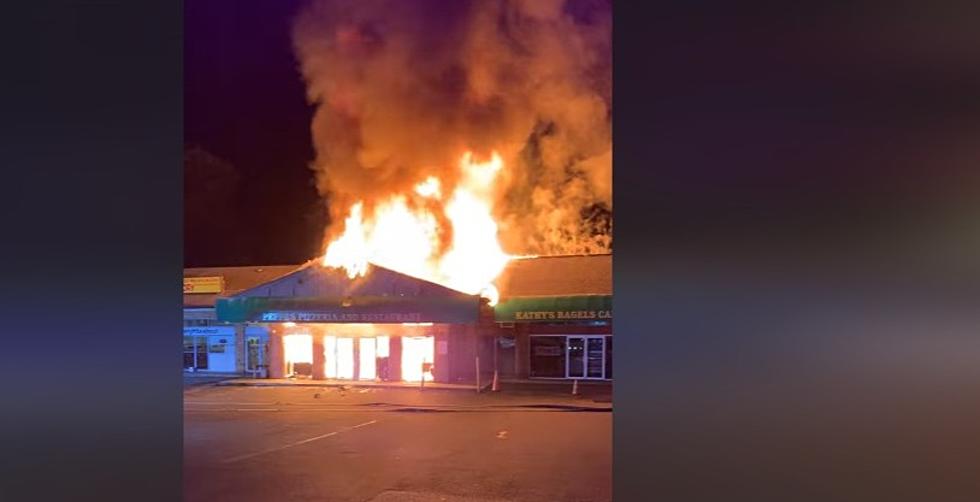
xmin=336 ymin=337 xmax=355 ymax=379
xmin=183 ymin=337 xmax=195 ymax=370
xmin=183 ymin=336 xmax=209 ymax=371
xmin=359 ymin=338 xmax=376 ymax=380
xmin=567 ymin=337 xmax=585 ymax=378
xmin=324 ymin=336 xmax=387 ymax=380
xmin=324 ymin=335 xmax=355 ymax=379
xmin=566 ymin=336 xmax=606 ymax=380
xmin=529 ymin=335 xmax=610 ymax=380
xmin=246 ymin=337 xmax=266 ymax=374
xmin=586 ymin=337 xmax=604 ymax=378
xmin=401 ymin=336 xmax=434 ymax=382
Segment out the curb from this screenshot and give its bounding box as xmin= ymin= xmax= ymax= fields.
xmin=209 ymin=380 xmax=612 ymax=406
xmin=185 ymin=403 xmax=613 ymax=413
xmin=215 ymin=380 xmax=483 ymax=392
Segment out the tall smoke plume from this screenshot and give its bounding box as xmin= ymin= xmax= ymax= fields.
xmin=292 ymin=0 xmax=611 ymax=256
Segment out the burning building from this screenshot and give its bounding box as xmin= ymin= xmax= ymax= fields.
xmin=213 ymin=260 xmax=492 ymax=384
xmin=183 ymin=0 xmax=612 ymax=384
xmin=184 ymin=252 xmax=611 ymax=384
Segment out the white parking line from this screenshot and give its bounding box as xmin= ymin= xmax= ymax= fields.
xmin=221 ymin=420 xmax=378 ymax=464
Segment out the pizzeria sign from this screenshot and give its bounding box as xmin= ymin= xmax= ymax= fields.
xmin=260 ymin=311 xmax=423 ymax=323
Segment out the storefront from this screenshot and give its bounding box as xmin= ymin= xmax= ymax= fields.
xmin=215 ymin=260 xmax=493 ymax=384
xmin=183 ymin=265 xmax=298 ymax=375
xmin=182 ymin=326 xmax=237 ymax=373
xmin=185 ymin=256 xmax=610 ymax=382
xmin=491 ymin=254 xmax=613 ymax=381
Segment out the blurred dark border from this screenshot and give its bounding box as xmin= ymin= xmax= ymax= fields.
xmin=0 ymin=2 xmax=182 ymax=500
xmin=1 ymin=1 xmax=979 ymax=501
xmin=616 ymin=1 xmax=980 ymax=501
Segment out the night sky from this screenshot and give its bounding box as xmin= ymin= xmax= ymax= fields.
xmin=185 ymin=0 xmax=323 ymax=267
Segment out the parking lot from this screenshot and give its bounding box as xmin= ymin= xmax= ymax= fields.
xmin=184 ymin=385 xmax=611 ymax=502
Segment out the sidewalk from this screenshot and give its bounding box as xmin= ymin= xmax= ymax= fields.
xmin=183 ymin=373 xmax=240 ymax=387
xmin=495 ymin=379 xmax=612 ymax=402
xmin=208 ymin=376 xmax=612 ymax=406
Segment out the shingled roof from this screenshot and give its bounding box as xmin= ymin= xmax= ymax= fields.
xmin=183 ymin=264 xmax=300 ymax=308
xmin=232 ymin=261 xmax=474 ymax=300
xmin=187 ymin=254 xmax=613 ymax=311
xmin=494 ymin=254 xmax=612 ymax=300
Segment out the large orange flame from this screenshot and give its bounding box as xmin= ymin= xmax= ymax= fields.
xmin=321 ymin=151 xmax=511 ymax=304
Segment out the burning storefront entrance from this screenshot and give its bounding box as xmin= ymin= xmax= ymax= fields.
xmin=215 ymin=259 xmax=494 ymax=384
xmin=276 ymin=323 xmax=441 ymax=382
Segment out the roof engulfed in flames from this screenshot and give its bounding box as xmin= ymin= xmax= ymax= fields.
xmin=321 ymin=151 xmax=511 ymax=305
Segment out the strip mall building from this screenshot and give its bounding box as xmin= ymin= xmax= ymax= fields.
xmin=183 ymin=254 xmax=611 ymax=383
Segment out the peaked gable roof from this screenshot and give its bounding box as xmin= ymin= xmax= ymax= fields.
xmin=215 ymin=261 xmax=480 ymax=324
xmin=232 ymin=260 xmax=473 ymax=300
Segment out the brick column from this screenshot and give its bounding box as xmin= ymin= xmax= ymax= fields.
xmin=234 ymin=323 xmax=246 ymax=374
xmin=434 ymin=326 xmax=449 ymax=384
xmin=353 ymin=336 xmax=361 ymax=380
xmin=389 ymin=336 xmax=402 ymax=382
xmin=312 ymin=333 xmax=325 ymax=380
xmin=516 ymin=325 xmax=530 ymax=379
xmin=268 ymin=331 xmax=285 ymax=379
xmin=469 ymin=324 xmax=482 ymax=384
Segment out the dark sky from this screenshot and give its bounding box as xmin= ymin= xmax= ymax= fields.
xmin=185 ymin=0 xmax=323 ymax=267
xmin=184 ymin=1 xmax=980 ymax=271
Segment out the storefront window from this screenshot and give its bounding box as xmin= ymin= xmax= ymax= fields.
xmin=283 ymin=334 xmax=313 ymax=377
xmin=530 ymin=336 xmax=566 ymax=378
xmin=604 ymin=336 xmax=612 ymax=379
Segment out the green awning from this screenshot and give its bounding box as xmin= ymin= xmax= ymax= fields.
xmin=494 ymin=295 xmax=612 ymax=323
xmin=216 ymin=295 xmax=479 ymax=324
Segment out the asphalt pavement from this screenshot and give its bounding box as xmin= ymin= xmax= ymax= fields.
xmin=185 ymin=386 xmax=611 ymax=502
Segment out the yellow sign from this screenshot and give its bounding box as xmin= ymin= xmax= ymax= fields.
xmin=514 ymin=310 xmax=612 ymax=321
xmin=184 ymin=276 xmax=223 ymax=294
